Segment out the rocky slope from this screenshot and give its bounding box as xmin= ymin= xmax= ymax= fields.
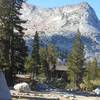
xmin=20 ymin=2 xmax=100 ymax=63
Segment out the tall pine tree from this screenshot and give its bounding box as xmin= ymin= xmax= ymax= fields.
xmin=0 ymin=0 xmax=11 ymax=70
xmin=0 ymin=0 xmax=27 ymax=85
xmin=82 ymin=58 xmax=97 ymax=90
xmin=31 ymin=31 xmax=40 ymax=79
xmin=8 ymin=0 xmax=27 ymax=85
xmin=67 ymin=30 xmax=85 ymax=89
xmin=39 ymin=44 xmax=57 ymax=82
xmin=84 ymin=58 xmax=97 ymax=81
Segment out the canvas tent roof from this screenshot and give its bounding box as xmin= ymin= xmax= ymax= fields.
xmin=0 ymin=71 xmax=11 ymax=100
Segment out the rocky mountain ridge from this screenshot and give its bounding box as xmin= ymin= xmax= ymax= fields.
xmin=20 ymin=2 xmax=100 ymax=63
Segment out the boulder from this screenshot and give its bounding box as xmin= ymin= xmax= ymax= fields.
xmin=14 ymin=82 xmax=31 ymax=92
xmin=0 ymin=71 xmax=11 ymax=100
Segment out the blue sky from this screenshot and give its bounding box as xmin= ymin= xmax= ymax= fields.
xmin=27 ymin=0 xmax=100 ymax=19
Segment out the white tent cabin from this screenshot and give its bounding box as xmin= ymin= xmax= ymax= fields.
xmin=0 ymin=71 xmax=11 ymax=100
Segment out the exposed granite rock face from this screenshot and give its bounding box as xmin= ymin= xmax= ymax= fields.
xmin=21 ymin=2 xmax=100 ymax=63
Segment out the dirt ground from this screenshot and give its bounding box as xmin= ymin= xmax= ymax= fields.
xmin=11 ymin=90 xmax=100 ymax=100
xmin=12 ymin=96 xmax=100 ymax=100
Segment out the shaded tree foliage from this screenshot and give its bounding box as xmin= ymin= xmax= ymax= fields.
xmin=31 ymin=31 xmax=41 ymax=79
xmin=0 ymin=0 xmax=27 ymax=85
xmin=67 ymin=30 xmax=85 ymax=89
